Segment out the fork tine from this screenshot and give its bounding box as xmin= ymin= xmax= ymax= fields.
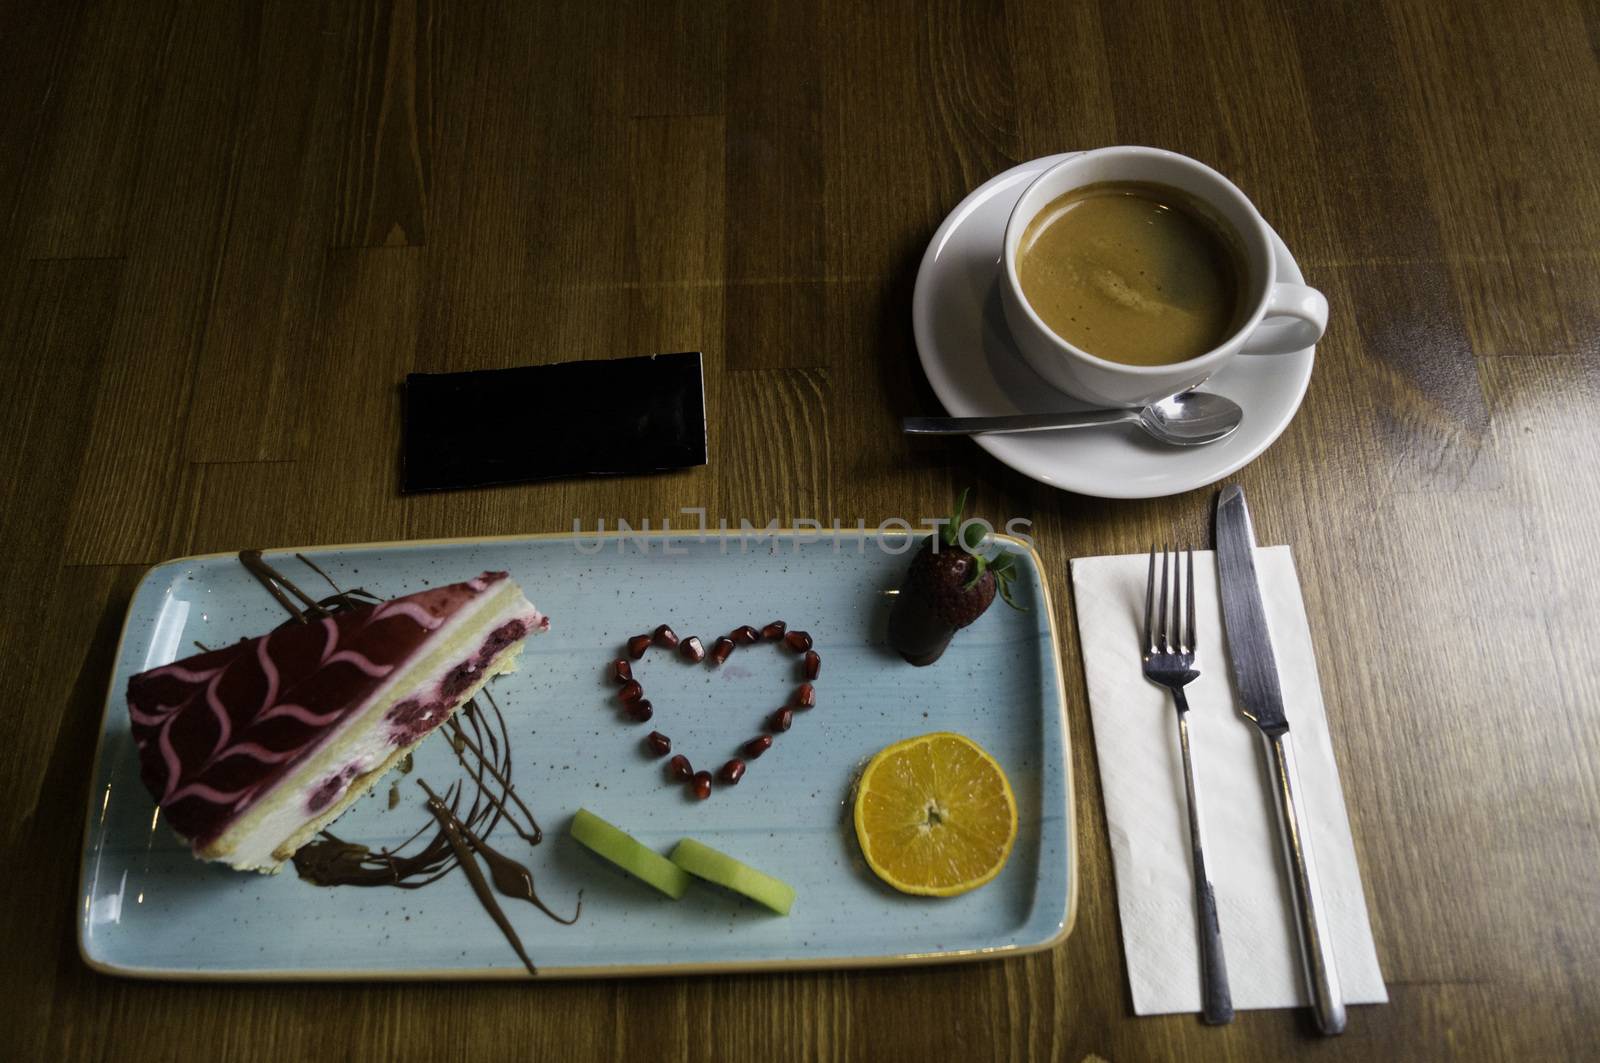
xmin=1158 ymin=545 xmax=1170 ymax=652
xmin=1170 ymin=544 xmax=1183 ymax=654
xmin=1186 ymin=546 xmax=1197 ymax=653
xmin=1171 ymin=544 xmax=1184 ymax=653
xmin=1143 ymin=545 xmax=1156 ymax=653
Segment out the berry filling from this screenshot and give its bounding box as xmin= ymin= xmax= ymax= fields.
xmin=307 ymin=760 xmax=366 ymax=813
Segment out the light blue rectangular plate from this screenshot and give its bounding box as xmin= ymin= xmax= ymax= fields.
xmin=79 ymin=531 xmax=1075 ymax=979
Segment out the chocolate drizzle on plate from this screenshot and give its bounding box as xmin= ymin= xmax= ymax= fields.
xmin=446 ymin=713 xmax=542 ymax=845
xmin=235 ymin=551 xmax=574 ymax=974
xmin=416 ymin=779 xmax=579 ymax=976
xmin=239 ymin=548 xmax=382 ymax=622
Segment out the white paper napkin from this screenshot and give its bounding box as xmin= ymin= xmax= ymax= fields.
xmin=1070 ymin=547 xmax=1386 ymax=1015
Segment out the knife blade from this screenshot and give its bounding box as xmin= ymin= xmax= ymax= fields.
xmin=1214 ymin=485 xmax=1288 ymax=734
xmin=1214 ymin=484 xmax=1347 ymax=1035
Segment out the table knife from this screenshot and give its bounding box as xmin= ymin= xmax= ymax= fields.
xmin=1213 ymin=485 xmax=1347 ymax=1035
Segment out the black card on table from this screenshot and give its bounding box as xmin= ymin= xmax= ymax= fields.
xmin=402 ymin=352 xmax=707 ymax=492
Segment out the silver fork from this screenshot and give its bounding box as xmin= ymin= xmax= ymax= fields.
xmin=1142 ymin=545 xmax=1234 ymax=1025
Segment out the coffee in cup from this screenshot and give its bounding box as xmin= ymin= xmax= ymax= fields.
xmin=1000 ymin=147 xmax=1328 ymax=408
xmin=1015 ymin=181 xmax=1248 ymax=367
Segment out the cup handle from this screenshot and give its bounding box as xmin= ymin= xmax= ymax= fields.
xmin=1241 ymin=283 xmax=1328 ymax=355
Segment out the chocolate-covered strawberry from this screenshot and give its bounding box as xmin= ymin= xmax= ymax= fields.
xmin=888 ymin=489 xmax=1023 ymax=665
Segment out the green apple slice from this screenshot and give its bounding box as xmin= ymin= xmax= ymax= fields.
xmin=570 ymin=809 xmax=690 ymax=900
xmin=669 ymin=838 xmax=795 ymax=915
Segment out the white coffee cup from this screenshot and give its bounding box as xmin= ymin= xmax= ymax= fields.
xmin=999 ymin=146 xmax=1327 ymax=408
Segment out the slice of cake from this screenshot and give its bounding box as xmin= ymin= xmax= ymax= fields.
xmin=126 ymin=571 xmax=547 ymax=871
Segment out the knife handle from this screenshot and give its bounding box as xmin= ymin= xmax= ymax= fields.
xmin=1265 ymin=732 xmax=1347 ymax=1035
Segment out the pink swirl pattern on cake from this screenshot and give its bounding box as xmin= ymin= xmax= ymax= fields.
xmin=127 ymin=571 xmax=517 ymax=848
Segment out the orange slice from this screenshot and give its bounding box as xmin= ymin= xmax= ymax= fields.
xmin=853 ymin=732 xmax=1018 ymax=897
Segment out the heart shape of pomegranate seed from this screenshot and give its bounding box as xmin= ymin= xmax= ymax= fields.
xmin=605 ymin=620 xmax=820 ymax=800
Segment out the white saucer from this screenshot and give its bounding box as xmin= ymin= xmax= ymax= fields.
xmin=911 ymin=153 xmax=1315 ymax=499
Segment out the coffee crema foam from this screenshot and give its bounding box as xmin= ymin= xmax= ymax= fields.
xmin=1017 ymin=180 xmax=1247 ymax=366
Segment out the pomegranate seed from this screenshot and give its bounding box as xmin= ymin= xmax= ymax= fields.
xmin=645 ymin=731 xmax=672 ymax=756
xmin=618 ymin=679 xmax=644 ymax=704
xmin=626 ymin=699 xmax=654 ymax=722
xmin=769 ymin=707 xmax=794 ymax=733
xmin=627 ymin=634 xmax=651 ymax=659
xmin=731 ymin=625 xmax=760 ymax=645
xmin=653 ymin=623 xmax=679 ymax=649
xmin=761 ymin=620 xmax=787 ymax=641
xmin=611 ymin=658 xmax=633 ymax=683
xmin=692 ymin=771 xmax=713 ymax=800
xmin=679 ymin=636 xmax=706 ymax=663
xmin=802 ymin=650 xmax=821 ymax=680
xmin=743 ymin=734 xmax=773 ymax=758
xmin=794 ymin=683 xmax=816 ymax=709
xmin=784 ymin=630 xmax=813 ymax=653
xmin=668 ymin=754 xmax=694 ymax=781
xmin=719 ymin=759 xmax=746 ymax=785
xmin=709 ymin=636 xmax=735 ymax=665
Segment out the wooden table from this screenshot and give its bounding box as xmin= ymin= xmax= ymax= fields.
xmin=3 ymin=1 xmax=1597 ymax=1059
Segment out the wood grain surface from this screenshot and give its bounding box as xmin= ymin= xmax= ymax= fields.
xmin=3 ymin=1 xmax=1597 ymax=1059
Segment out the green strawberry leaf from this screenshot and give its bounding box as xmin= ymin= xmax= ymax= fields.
xmin=997 ymin=579 xmax=1025 ymax=611
xmin=991 ymin=552 xmax=1027 ymax=611
xmin=942 ymin=488 xmax=970 ymax=548
xmin=962 ymin=553 xmax=988 ymax=590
